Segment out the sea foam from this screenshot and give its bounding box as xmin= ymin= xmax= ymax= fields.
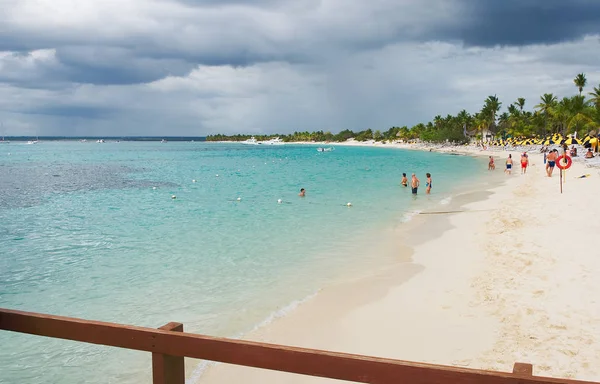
xmin=188 ymin=291 xmax=318 ymax=383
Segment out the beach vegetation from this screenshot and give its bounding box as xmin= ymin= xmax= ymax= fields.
xmin=206 ymin=73 xmax=600 ymax=143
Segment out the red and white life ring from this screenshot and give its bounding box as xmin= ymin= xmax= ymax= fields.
xmin=556 ymin=155 xmax=572 ymax=170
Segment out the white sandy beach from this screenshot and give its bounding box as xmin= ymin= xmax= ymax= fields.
xmin=199 ymin=146 xmax=600 ymax=383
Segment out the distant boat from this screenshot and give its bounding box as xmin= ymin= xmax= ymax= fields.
xmin=96 ymin=139 xmax=105 ymax=143
xmin=80 ymin=139 xmax=87 ymax=143
xmin=317 ymin=147 xmax=334 ymax=152
xmin=241 ymin=137 xmax=259 ymax=145
xmin=260 ymin=137 xmax=284 ymax=146
xmin=0 ymin=123 xmax=8 ymax=143
xmin=161 ymin=139 xmax=167 ymax=143
xmin=27 ymin=136 xmax=39 ymax=145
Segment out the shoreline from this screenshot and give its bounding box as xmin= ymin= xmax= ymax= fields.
xmin=198 ymin=148 xmax=600 ymax=383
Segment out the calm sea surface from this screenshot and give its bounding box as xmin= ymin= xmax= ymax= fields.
xmin=0 ymin=142 xmax=484 ymax=383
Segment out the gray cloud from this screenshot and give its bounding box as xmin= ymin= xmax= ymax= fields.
xmin=448 ymin=0 xmax=600 ymax=47
xmin=1 ymin=0 xmax=600 ymax=136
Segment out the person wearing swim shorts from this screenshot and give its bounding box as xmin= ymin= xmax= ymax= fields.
xmin=425 ymin=173 xmax=432 ymax=194
xmin=411 ymin=173 xmax=420 ymax=195
xmin=505 ymin=154 xmax=513 ymax=175
xmin=546 ymin=149 xmax=557 ymax=177
xmin=520 ymin=152 xmax=529 ymax=174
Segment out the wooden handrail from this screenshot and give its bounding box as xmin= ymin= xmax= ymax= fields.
xmin=0 ymin=308 xmax=595 ymax=384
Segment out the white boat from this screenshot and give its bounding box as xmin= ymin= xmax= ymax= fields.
xmin=241 ymin=137 xmax=259 ymax=145
xmin=96 ymin=139 xmax=105 ymax=143
xmin=27 ymin=137 xmax=39 ymax=145
xmin=0 ymin=123 xmax=8 ymax=143
xmin=161 ymin=139 xmax=167 ymax=143
xmin=317 ymin=147 xmax=334 ymax=152
xmin=80 ymin=139 xmax=87 ymax=143
xmin=260 ymin=137 xmax=284 ymax=145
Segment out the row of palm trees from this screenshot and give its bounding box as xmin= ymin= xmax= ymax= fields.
xmin=207 ymin=73 xmax=600 ymax=144
xmin=392 ymin=73 xmax=599 ymax=143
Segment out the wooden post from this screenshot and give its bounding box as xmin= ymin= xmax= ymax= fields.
xmin=152 ymin=322 xmax=185 ymax=384
xmin=513 ymin=362 xmax=533 ymax=377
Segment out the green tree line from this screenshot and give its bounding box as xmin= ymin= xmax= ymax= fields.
xmin=206 ymin=73 xmax=600 ymax=144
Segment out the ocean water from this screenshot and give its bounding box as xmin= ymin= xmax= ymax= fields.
xmin=0 ymin=142 xmax=484 ymax=383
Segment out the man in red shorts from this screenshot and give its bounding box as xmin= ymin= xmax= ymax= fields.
xmin=520 ymin=152 xmax=529 ymax=174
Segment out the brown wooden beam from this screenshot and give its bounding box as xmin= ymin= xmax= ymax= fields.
xmin=152 ymin=322 xmax=185 ymax=384
xmin=0 ymin=308 xmax=593 ymax=384
xmin=513 ymin=363 xmax=534 ymax=377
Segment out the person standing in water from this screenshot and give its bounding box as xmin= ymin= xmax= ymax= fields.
xmin=520 ymin=152 xmax=529 ymax=174
xmin=505 ymin=154 xmax=513 ymax=175
xmin=488 ymin=156 xmax=495 ymax=170
xmin=298 ymin=188 xmax=306 ymax=197
xmin=401 ymin=173 xmax=408 ymax=187
xmin=425 ymin=173 xmax=432 ymax=194
xmin=411 ymin=173 xmax=420 ymax=195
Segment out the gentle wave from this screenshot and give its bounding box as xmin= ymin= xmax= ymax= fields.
xmin=439 ymin=196 xmax=452 ymax=205
xmin=400 ymin=210 xmax=421 ymax=223
xmin=187 ymin=291 xmax=319 ymax=383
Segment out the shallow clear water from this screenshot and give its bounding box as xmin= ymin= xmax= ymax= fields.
xmin=0 ymin=142 xmax=483 ymax=383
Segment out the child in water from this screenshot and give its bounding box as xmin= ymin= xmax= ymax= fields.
xmin=401 ymin=173 xmax=408 ymax=187
xmin=425 ymin=173 xmax=432 ymax=194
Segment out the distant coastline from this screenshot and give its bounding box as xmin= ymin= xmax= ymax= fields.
xmin=0 ymin=136 xmax=206 ymax=142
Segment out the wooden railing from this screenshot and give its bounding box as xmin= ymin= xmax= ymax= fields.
xmin=0 ymin=307 xmax=596 ymax=384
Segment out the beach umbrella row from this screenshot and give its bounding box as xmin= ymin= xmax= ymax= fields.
xmin=487 ymin=133 xmax=595 ymax=147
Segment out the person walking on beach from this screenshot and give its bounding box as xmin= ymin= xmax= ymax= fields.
xmin=520 ymin=152 xmax=529 ymax=174
xmin=401 ymin=173 xmax=408 ymax=187
xmin=546 ymin=150 xmax=557 ymax=177
xmin=298 ymin=188 xmax=306 ymax=197
xmin=488 ymin=156 xmax=495 ymax=170
xmin=425 ymin=173 xmax=432 ymax=194
xmin=505 ymin=154 xmax=513 ymax=175
xmin=411 ymin=173 xmax=420 ymax=195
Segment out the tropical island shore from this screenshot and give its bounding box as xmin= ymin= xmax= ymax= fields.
xmin=197 ymin=145 xmax=600 ymax=383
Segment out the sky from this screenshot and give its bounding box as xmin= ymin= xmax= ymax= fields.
xmin=1 ymin=0 xmax=600 ymax=136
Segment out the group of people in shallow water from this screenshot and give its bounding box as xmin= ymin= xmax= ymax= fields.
xmin=401 ymin=172 xmax=432 ymax=195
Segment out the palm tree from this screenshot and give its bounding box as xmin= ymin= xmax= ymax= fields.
xmin=535 ymin=93 xmax=557 ymax=135
xmin=588 ymin=85 xmax=600 ymax=108
xmin=574 ymin=73 xmax=587 ymax=96
xmin=516 ymin=98 xmax=525 ymax=112
xmin=554 ymin=98 xmax=572 ymax=135
xmin=483 ymin=95 xmax=502 ymax=136
xmin=498 ymin=112 xmax=510 ymax=138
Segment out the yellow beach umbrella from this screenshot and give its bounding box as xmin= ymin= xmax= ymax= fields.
xmin=562 ymin=137 xmax=582 ymax=146
xmin=590 ymin=137 xmax=599 ymax=152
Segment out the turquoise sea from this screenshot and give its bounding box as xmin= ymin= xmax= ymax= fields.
xmin=0 ymin=142 xmax=484 ymax=383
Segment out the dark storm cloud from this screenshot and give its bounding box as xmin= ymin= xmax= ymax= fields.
xmin=53 ymin=47 xmax=196 ymax=85
xmin=2 ymin=0 xmax=600 ymax=137
xmin=20 ymin=105 xmax=116 ymax=119
xmin=449 ymin=0 xmax=600 ymax=47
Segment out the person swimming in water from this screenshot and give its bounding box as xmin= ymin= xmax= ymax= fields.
xmin=401 ymin=173 xmax=408 ymax=187
xmin=411 ymin=173 xmax=420 ymax=195
xmin=298 ymin=188 xmax=306 ymax=197
xmin=425 ymin=173 xmax=432 ymax=194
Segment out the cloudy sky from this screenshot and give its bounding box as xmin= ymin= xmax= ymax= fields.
xmin=1 ymin=0 xmax=600 ymax=136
